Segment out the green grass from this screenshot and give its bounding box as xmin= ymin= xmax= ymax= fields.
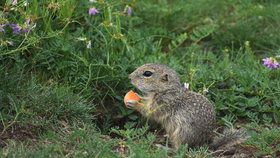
xmin=244 ymin=123 xmax=280 ymax=157
xmin=1 ymin=0 xmax=280 ymax=157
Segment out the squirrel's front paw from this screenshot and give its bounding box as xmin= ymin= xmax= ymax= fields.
xmin=125 ymin=100 xmax=139 ymax=109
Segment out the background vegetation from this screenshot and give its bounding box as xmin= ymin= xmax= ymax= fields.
xmin=0 ymin=0 xmax=279 ymax=157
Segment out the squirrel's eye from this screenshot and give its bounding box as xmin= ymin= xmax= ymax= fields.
xmin=143 ymin=71 xmax=153 ymax=77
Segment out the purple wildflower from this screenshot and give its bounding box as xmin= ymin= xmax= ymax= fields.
xmin=262 ymin=57 xmax=280 ymax=69
xmin=127 ymin=6 xmax=132 ymax=16
xmin=22 ymin=18 xmax=32 ymax=33
xmin=22 ymin=28 xmax=30 ymax=33
xmin=12 ymin=0 xmax=17 ymax=5
xmin=9 ymin=24 xmax=21 ymax=34
xmin=88 ymin=7 xmax=99 ymax=15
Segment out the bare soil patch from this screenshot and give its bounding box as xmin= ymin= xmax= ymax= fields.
xmin=0 ymin=123 xmax=41 ymax=148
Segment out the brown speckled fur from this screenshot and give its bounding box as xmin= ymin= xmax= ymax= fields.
xmin=128 ymin=63 xmax=216 ymax=149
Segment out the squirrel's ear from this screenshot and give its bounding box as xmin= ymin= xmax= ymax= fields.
xmin=161 ymin=74 xmax=168 ymax=82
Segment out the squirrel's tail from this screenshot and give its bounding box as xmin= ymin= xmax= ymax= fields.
xmin=209 ymin=127 xmax=249 ymax=151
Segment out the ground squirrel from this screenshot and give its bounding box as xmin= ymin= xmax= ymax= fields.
xmin=127 ymin=63 xmax=216 ymax=149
